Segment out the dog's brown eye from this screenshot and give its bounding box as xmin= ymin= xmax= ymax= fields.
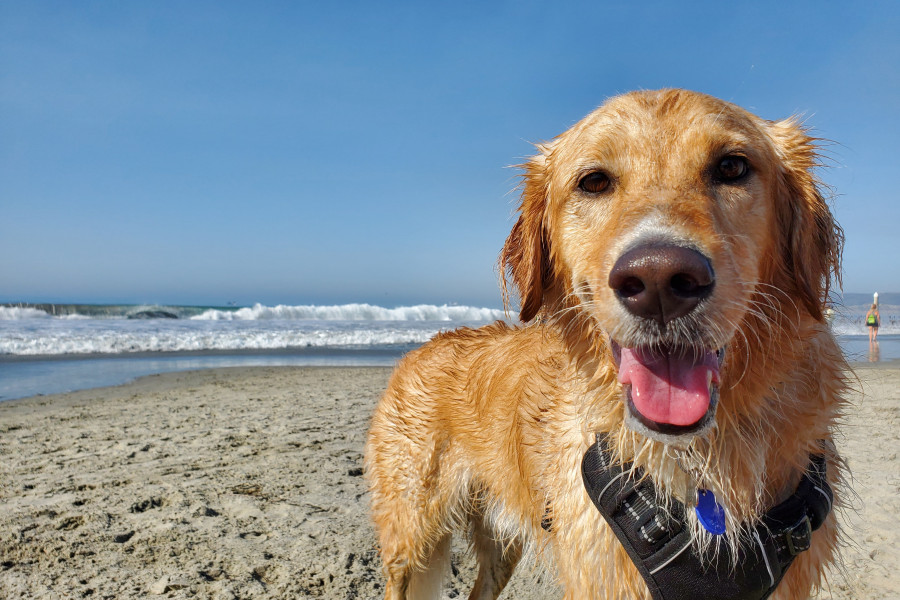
xmin=579 ymin=172 xmax=611 ymax=194
xmin=716 ymin=156 xmax=749 ymax=181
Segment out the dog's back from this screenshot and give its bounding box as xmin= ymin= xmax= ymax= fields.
xmin=366 ymin=323 xmax=567 ymax=598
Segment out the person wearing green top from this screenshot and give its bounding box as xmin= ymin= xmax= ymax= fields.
xmin=866 ymin=303 xmax=881 ymax=342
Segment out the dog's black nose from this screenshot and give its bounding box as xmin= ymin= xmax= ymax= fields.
xmin=608 ymin=244 xmax=714 ymax=326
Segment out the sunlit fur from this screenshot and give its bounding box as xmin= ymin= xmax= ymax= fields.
xmin=365 ymin=89 xmax=849 ymax=600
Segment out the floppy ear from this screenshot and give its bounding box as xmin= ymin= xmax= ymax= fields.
xmin=769 ymin=119 xmax=844 ymax=321
xmin=500 ymin=149 xmax=552 ymax=322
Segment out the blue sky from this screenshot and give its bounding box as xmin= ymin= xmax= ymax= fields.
xmin=2 ymin=1 xmax=898 ymax=308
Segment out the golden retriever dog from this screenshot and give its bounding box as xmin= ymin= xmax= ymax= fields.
xmin=365 ymin=89 xmax=848 ymax=600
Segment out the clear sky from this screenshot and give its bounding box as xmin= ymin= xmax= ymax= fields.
xmin=2 ymin=1 xmax=898 ymax=308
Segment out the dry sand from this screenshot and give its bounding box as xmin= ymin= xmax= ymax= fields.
xmin=0 ymin=364 xmax=897 ymax=599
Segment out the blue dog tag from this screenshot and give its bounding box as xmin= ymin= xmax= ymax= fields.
xmin=696 ymin=489 xmax=726 ymax=535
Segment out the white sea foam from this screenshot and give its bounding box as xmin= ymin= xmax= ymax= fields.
xmin=0 ymin=318 xmax=468 ymax=356
xmin=0 ymin=302 xmax=508 ymax=356
xmin=0 ymin=327 xmax=437 ymax=355
xmin=0 ymin=307 xmax=52 ymax=320
xmin=191 ymin=303 xmax=506 ymax=322
xmin=0 ymin=302 xmax=507 ymax=322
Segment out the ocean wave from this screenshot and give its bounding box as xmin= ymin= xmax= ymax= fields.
xmin=0 ymin=326 xmax=438 ymax=356
xmin=191 ymin=303 xmax=507 ymax=322
xmin=0 ymin=302 xmax=507 ymax=322
xmin=0 ymin=307 xmax=52 ymax=320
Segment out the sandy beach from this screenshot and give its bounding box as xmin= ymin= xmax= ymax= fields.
xmin=1 ymin=364 xmax=898 ymax=599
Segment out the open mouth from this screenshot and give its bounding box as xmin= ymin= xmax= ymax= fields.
xmin=611 ymin=340 xmax=724 ymax=444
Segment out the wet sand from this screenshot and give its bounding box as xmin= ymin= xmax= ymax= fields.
xmin=1 ymin=365 xmax=897 ymax=599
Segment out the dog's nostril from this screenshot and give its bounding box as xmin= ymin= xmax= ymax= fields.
xmin=618 ymin=277 xmax=645 ymax=298
xmin=670 ymin=273 xmax=704 ymax=296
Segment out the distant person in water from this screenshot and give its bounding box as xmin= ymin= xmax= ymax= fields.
xmin=866 ymin=303 xmax=880 ymax=342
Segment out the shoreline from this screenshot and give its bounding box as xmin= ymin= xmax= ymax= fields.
xmin=1 ymin=366 xmax=898 ymax=599
xmin=0 ymin=346 xmax=415 ymax=364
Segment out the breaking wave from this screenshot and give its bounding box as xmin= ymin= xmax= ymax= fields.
xmin=0 ymin=303 xmax=507 ymax=322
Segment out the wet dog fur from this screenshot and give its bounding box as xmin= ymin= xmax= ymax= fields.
xmin=364 ymin=89 xmax=849 ymax=600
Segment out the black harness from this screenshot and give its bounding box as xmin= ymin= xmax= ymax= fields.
xmin=579 ymin=435 xmax=833 ymax=600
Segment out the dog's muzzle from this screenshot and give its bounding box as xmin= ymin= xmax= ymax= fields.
xmin=608 ymin=243 xmax=721 ymax=444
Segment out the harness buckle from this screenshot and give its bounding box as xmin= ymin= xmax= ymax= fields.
xmin=784 ymin=514 xmax=812 ymax=556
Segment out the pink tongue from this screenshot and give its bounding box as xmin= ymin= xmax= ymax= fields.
xmin=618 ymin=348 xmax=719 ymax=426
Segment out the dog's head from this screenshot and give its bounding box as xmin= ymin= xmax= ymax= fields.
xmin=501 ymin=89 xmax=842 ymax=446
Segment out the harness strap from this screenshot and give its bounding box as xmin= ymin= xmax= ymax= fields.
xmin=580 ymin=435 xmax=832 ymax=600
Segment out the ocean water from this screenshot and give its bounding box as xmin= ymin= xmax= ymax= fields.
xmin=0 ymin=303 xmax=507 ymax=401
xmin=0 ymin=302 xmax=896 ymax=402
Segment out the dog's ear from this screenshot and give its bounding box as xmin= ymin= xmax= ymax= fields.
xmin=501 ymin=147 xmax=552 ymax=322
xmin=769 ymin=119 xmax=843 ymax=321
